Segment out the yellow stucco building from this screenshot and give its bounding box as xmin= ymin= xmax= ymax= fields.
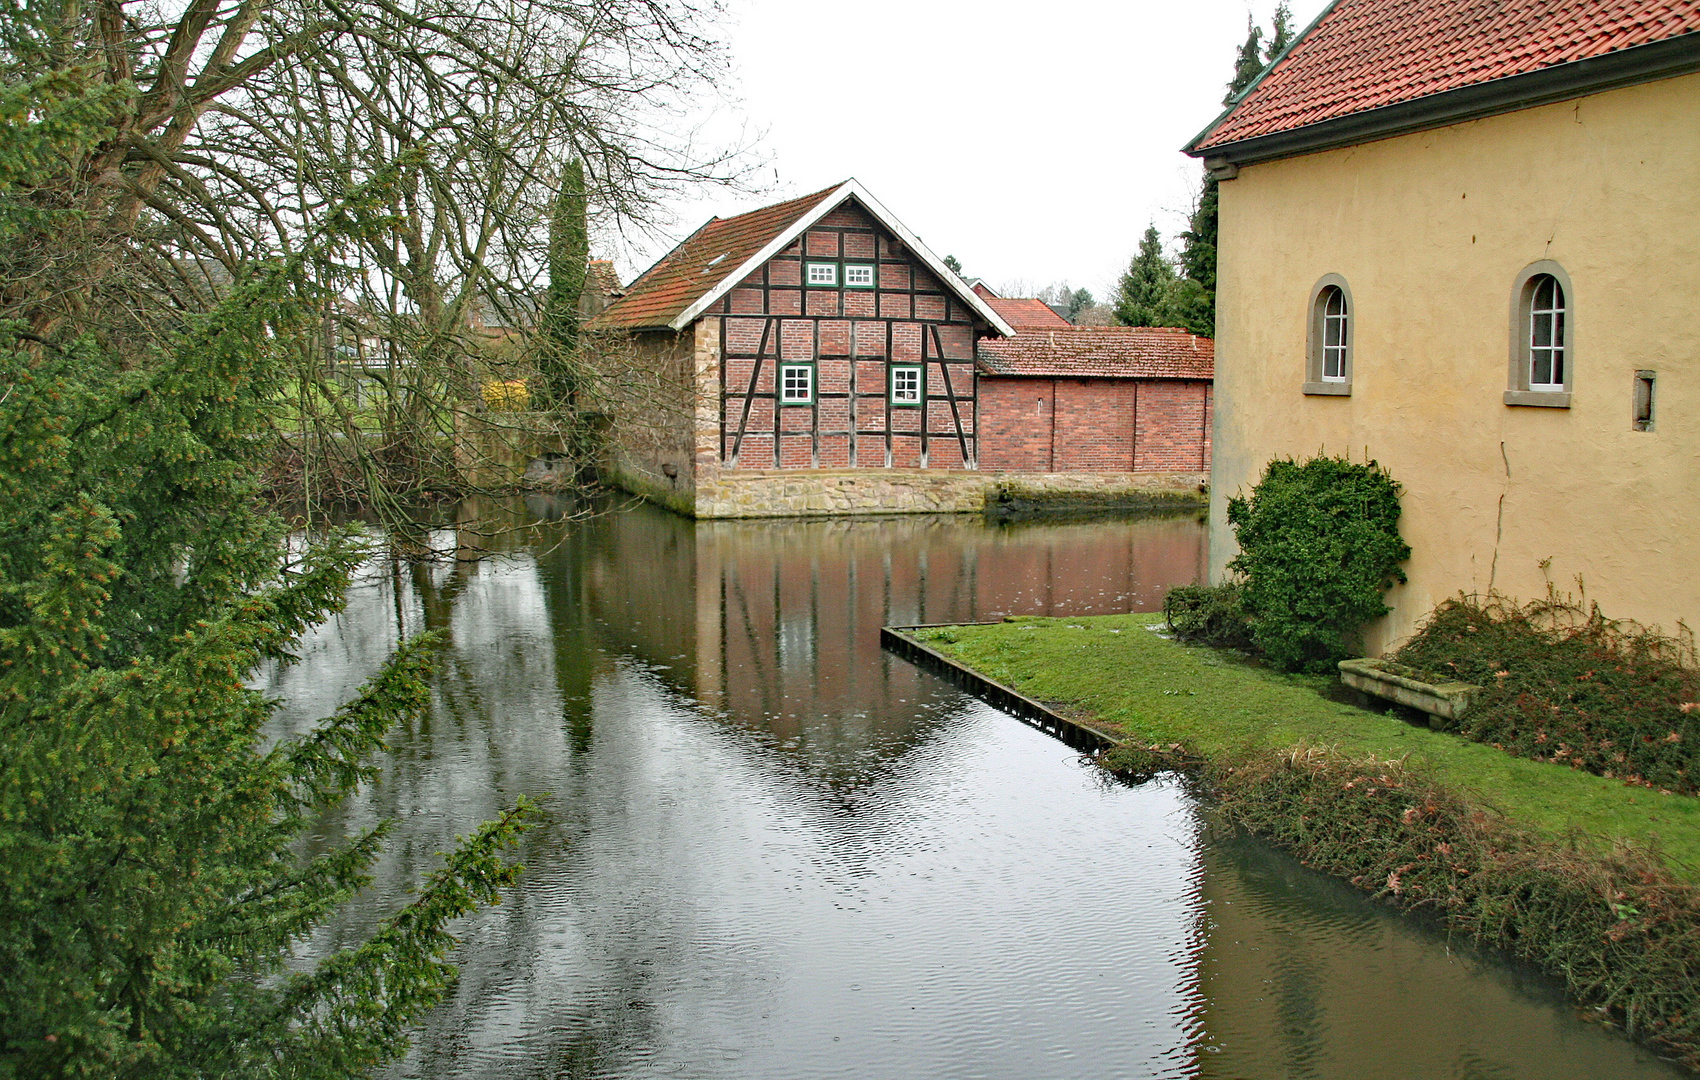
xmin=1187 ymin=0 xmax=1700 ymax=652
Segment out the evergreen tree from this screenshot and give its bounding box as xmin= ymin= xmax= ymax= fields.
xmin=1269 ymin=2 xmax=1296 ymax=60
xmin=1069 ymin=287 xmax=1094 ymax=321
xmin=1227 ymin=17 xmax=1266 ymax=105
xmin=1114 ymin=226 xmax=1179 ymax=328
xmin=1179 ymin=4 xmax=1298 ymax=339
xmin=540 ymin=159 xmax=589 ymax=408
xmin=0 ymin=65 xmax=531 ymax=1079
xmin=943 ymin=254 xmax=964 ymax=276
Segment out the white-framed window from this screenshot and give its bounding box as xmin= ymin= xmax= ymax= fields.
xmin=1527 ymin=274 xmax=1566 ymax=390
xmin=1505 ymin=261 xmax=1574 ymax=408
xmin=779 ymin=363 xmax=814 ymax=404
xmin=844 ymin=263 xmax=875 ymax=288
xmin=889 ymin=364 xmax=922 ymax=406
xmin=1320 ymin=286 xmax=1348 ymax=381
xmin=806 ymin=262 xmax=837 ymax=287
xmin=1303 ymin=274 xmax=1352 ymax=395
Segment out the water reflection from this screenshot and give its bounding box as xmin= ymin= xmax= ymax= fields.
xmin=263 ymin=503 xmax=1683 ymax=1079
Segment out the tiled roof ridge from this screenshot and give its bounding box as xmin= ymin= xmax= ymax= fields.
xmin=1191 ymin=0 xmax=1700 ymax=154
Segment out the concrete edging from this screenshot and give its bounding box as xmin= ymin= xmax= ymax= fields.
xmin=880 ymin=624 xmax=1122 ymax=753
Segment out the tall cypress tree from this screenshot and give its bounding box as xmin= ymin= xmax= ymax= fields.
xmin=540 ymin=159 xmax=589 ymax=408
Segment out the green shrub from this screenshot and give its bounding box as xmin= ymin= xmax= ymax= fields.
xmin=1393 ymin=593 xmax=1700 ymax=794
xmin=1163 ymin=582 xmax=1251 ymax=648
xmin=1226 ymin=456 xmax=1410 ymax=672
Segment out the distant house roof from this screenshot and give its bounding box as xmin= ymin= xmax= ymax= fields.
xmin=985 ymin=297 xmax=1071 ymax=329
xmin=589 ymin=180 xmax=1014 ymax=336
xmin=977 ymin=327 xmax=1214 ymax=380
xmin=1188 ymin=0 xmax=1700 ymax=165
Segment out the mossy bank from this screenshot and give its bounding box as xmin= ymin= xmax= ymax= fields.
xmin=912 ymin=614 xmax=1700 ymax=1071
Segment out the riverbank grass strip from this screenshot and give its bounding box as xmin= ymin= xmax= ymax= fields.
xmin=920 ymin=614 xmax=1700 ymax=876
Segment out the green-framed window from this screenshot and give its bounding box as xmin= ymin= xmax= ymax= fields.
xmin=889 ymin=364 xmax=923 ymax=407
xmin=844 ymin=263 xmax=875 ymax=288
xmin=805 ymin=262 xmax=837 ymax=287
xmin=779 ymin=362 xmax=815 ymax=404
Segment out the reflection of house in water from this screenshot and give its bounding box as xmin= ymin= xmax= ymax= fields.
xmin=576 ymin=503 xmax=1206 ymax=759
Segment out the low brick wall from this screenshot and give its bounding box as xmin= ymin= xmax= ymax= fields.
xmin=629 ymin=467 xmax=1209 ymax=519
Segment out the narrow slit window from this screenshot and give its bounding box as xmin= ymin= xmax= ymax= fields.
xmin=890 ymin=365 xmax=922 ymax=406
xmin=844 ymin=264 xmax=875 ymax=288
xmin=1528 ymin=274 xmax=1566 ymax=390
xmin=1634 ymin=371 xmax=1656 ymax=431
xmin=806 ymin=262 xmax=837 ymax=287
xmin=779 ymin=363 xmax=814 ymax=404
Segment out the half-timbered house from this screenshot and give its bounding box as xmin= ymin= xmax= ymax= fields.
xmin=587 ymin=180 xmax=1211 ymax=518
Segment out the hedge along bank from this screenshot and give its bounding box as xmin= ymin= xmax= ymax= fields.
xmin=912 ymin=614 xmax=1700 ymax=1070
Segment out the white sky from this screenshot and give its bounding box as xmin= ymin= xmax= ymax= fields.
xmin=610 ymin=0 xmax=1330 ymax=302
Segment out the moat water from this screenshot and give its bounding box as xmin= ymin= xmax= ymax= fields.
xmin=264 ymin=499 xmax=1685 ymax=1079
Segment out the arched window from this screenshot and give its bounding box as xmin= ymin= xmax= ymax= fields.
xmin=1526 ymin=274 xmax=1565 ymax=389
xmin=1304 ymin=274 xmax=1353 ymax=395
xmin=1506 ymin=262 xmax=1574 ymax=407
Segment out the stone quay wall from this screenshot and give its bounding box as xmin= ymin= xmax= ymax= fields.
xmin=677 ymin=468 xmax=1208 ymax=519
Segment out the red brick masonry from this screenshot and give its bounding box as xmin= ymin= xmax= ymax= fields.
xmin=978 ymin=377 xmax=1212 ymax=472
xmin=975 ymin=326 xmax=1214 ymax=472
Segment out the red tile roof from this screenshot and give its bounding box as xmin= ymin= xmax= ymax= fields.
xmin=985 ymin=297 xmax=1071 ymax=329
xmin=590 ymin=185 xmax=843 ymax=329
xmin=977 ymin=327 xmax=1214 ymax=380
xmin=1193 ymin=0 xmax=1700 ymax=152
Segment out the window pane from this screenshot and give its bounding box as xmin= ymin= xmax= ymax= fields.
xmin=1551 ymin=349 xmax=1564 ymax=387
xmin=1532 ymin=312 xmax=1552 ymax=348
xmin=1531 ymin=351 xmax=1553 ymax=387
xmin=1325 ymin=317 xmax=1343 ymax=348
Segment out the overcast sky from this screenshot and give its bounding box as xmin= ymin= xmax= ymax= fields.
xmin=606 ymin=0 xmax=1329 ymax=301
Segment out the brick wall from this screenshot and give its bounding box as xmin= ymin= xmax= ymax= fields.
xmin=711 ymin=201 xmax=984 ymax=471
xmin=977 ymin=376 xmax=1212 ymax=472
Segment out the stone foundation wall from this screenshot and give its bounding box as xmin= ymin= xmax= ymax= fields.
xmin=676 ymin=468 xmax=1208 ymax=519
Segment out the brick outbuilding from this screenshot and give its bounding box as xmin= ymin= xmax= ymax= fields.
xmin=976 ymin=327 xmax=1214 ymax=473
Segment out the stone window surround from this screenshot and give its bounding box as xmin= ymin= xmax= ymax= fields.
xmin=1302 ymin=273 xmax=1353 ymax=396
xmin=1505 ymin=260 xmax=1574 ymax=408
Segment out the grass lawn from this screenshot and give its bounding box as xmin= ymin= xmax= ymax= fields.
xmin=920 ymin=613 xmax=1700 ymax=880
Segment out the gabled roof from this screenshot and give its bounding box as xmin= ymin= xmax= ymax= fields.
xmin=1188 ymin=0 xmax=1700 ymax=165
xmin=977 ymin=327 xmax=1214 ymax=380
xmin=589 ymin=180 xmax=1014 ymax=336
xmin=985 ymin=297 xmax=1072 ymax=329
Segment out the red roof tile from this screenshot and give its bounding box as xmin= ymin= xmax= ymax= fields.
xmin=977 ymin=327 xmax=1214 ymax=380
xmin=590 ymin=185 xmax=843 ymax=329
xmin=985 ymin=297 xmax=1071 ymax=329
xmin=1194 ymin=0 xmax=1700 ymax=152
